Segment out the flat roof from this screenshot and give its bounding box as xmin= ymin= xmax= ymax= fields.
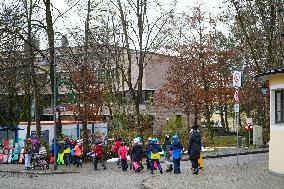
xmin=258 ymin=67 xmax=284 ymax=78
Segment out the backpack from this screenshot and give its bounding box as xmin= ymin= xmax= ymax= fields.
xmin=150 ymin=152 xmax=160 ymax=160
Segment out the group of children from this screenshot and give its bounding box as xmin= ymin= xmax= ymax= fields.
xmin=24 ymin=133 xmax=198 ymax=175
xmin=50 ymin=137 xmax=84 ymax=167
xmin=111 ymin=134 xmax=183 ymax=175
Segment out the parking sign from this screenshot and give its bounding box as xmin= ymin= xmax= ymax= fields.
xmin=233 ymin=71 xmax=242 ymax=88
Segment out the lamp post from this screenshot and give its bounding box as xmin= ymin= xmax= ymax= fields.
xmin=53 ymin=51 xmax=58 ymax=171
xmin=53 ymin=107 xmax=58 ymax=170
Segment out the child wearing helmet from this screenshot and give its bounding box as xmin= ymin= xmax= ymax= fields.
xmin=147 ymin=138 xmax=163 ymax=174
xmin=170 ymin=135 xmax=183 ymax=174
xmin=131 ymin=137 xmax=143 ymax=173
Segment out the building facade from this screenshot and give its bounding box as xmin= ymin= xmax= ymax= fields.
xmin=259 ymin=68 xmax=284 ymax=176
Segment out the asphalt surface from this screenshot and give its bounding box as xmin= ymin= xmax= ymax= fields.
xmin=0 ymin=153 xmax=283 ymax=189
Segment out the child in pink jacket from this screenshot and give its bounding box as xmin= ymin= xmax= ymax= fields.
xmin=118 ymin=142 xmax=128 ymax=171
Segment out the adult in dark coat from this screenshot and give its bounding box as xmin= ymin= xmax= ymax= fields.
xmin=188 ymin=125 xmax=201 ymax=174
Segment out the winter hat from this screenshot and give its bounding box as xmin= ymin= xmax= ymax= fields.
xmin=165 ymin=134 xmax=170 ymax=140
xmin=134 ymin=137 xmax=140 ymax=144
xmin=171 ymin=135 xmax=179 ymax=141
xmin=95 ymin=139 xmax=101 ymax=145
xmin=191 ymin=125 xmax=198 ymax=130
xmin=151 ymin=138 xmax=158 ymax=143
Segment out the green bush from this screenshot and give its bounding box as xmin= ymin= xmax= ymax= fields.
xmin=160 ymin=118 xmax=190 ymax=149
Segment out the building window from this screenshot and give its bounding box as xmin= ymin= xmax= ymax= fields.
xmin=144 ymin=90 xmax=155 ymax=104
xmin=176 ymin=114 xmax=182 ymax=127
xmin=275 ymin=90 xmax=284 ymax=124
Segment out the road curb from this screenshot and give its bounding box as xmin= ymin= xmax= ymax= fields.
xmin=180 ymin=149 xmax=269 ymax=161
xmin=0 ymin=170 xmax=79 ymax=175
xmin=201 ymin=149 xmax=269 ymax=159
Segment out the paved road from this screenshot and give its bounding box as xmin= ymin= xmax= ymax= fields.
xmin=144 ymin=153 xmax=284 ymax=189
xmin=0 ymin=153 xmax=283 ymax=189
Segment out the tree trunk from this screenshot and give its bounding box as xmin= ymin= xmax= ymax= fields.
xmin=81 ymin=0 xmax=91 ymax=150
xmin=194 ymin=105 xmax=198 ymax=126
xmin=205 ymin=104 xmax=213 ymax=138
xmin=224 ymin=103 xmax=229 ymax=132
xmin=219 ymin=105 xmax=226 ymax=135
xmin=43 ymin=0 xmax=55 ymax=97
xmin=261 ymin=95 xmax=270 ymax=144
xmin=27 ymin=0 xmax=41 ymax=139
xmin=44 ymin=0 xmax=59 ymax=141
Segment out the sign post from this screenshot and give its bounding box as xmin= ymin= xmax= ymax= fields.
xmin=233 ymin=71 xmax=242 ymax=166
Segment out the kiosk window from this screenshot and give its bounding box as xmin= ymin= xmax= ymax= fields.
xmin=275 ymin=90 xmax=284 ymax=124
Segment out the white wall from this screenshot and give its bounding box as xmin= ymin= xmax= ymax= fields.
xmin=18 ymin=122 xmax=108 ymax=145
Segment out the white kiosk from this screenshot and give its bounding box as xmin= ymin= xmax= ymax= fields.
xmin=259 ymin=68 xmax=284 ymax=176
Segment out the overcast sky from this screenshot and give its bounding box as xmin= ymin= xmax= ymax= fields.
xmin=47 ymin=0 xmax=227 ymax=48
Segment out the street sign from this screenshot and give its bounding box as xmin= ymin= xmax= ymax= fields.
xmin=245 ymin=118 xmax=253 ymax=130
xmin=245 ymin=123 xmax=253 ymax=131
xmin=233 ymin=71 xmax=242 ymax=88
xmin=246 ymin=118 xmax=253 ymax=125
xmin=234 ymin=104 xmax=239 ymax=113
xmin=234 ymin=89 xmax=239 ymax=103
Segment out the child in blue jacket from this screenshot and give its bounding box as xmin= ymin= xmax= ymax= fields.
xmin=170 ymin=135 xmax=183 ymax=174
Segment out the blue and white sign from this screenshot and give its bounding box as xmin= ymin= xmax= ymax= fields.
xmin=234 ymin=104 xmax=239 ymax=113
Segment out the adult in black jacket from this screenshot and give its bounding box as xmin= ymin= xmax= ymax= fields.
xmin=188 ymin=125 xmax=201 ymax=174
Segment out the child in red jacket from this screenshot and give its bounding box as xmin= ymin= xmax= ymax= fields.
xmin=112 ymin=137 xmax=122 ymax=166
xmin=118 ymin=142 xmax=129 ymax=171
xmin=92 ymin=140 xmax=106 ymax=171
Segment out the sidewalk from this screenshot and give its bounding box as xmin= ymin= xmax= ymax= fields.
xmin=0 ymin=147 xmax=268 ymax=174
xmin=199 ymin=146 xmax=268 ymax=159
xmin=1 ymin=152 xmax=282 ymax=189
xmin=0 ymin=164 xmax=80 ymax=175
xmin=143 ymin=153 xmax=284 ymax=189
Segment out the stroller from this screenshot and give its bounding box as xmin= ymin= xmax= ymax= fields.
xmin=31 ymin=146 xmax=49 ymax=170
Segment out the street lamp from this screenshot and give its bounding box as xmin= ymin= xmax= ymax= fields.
xmin=49 ymin=47 xmax=58 ymax=171
xmin=53 ymin=107 xmax=59 ymax=171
